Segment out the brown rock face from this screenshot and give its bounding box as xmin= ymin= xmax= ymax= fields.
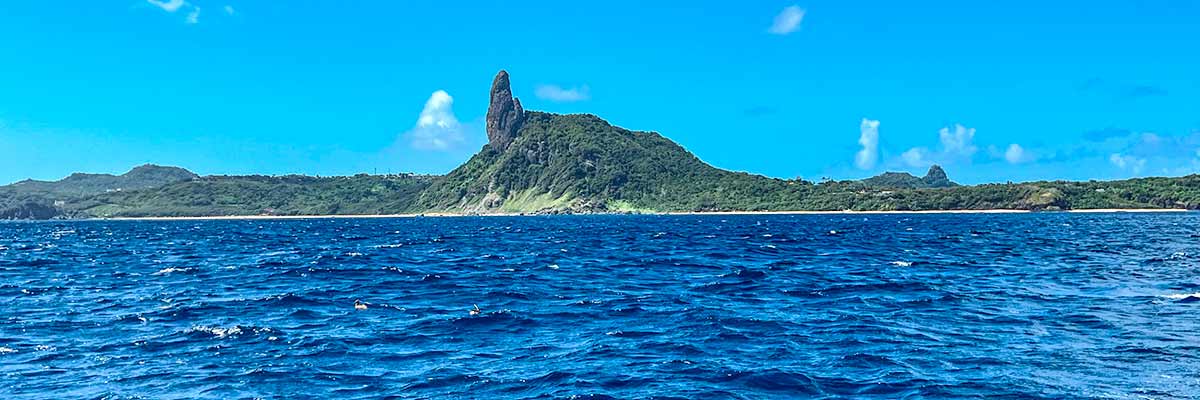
xmin=486 ymin=70 xmax=525 ymax=151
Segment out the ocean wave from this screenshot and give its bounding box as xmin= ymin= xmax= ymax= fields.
xmin=152 ymin=267 xmax=192 ymax=275
xmin=185 ymin=325 xmax=276 ymax=339
xmin=1160 ymin=292 xmax=1200 ymax=301
xmin=5 ymin=214 xmax=1200 ymax=398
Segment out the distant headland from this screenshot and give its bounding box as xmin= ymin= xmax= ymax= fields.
xmin=2 ymin=71 xmax=1198 ymax=220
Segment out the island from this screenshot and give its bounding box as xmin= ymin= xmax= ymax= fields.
xmin=2 ymin=71 xmax=1198 ymax=220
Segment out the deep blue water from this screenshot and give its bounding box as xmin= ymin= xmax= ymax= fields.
xmin=2 ymin=214 xmax=1199 ymax=399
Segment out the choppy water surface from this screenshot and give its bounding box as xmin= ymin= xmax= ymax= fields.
xmin=2 ymin=214 xmax=1199 ymax=399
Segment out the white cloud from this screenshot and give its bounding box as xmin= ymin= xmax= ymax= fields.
xmin=408 ymin=90 xmax=465 ymax=151
xmin=901 ymin=148 xmax=930 ymax=168
xmin=1109 ymin=153 xmax=1146 ymax=174
xmin=938 ymin=124 xmax=978 ymax=159
xmin=897 ymin=123 xmax=979 ymax=168
xmin=534 ymin=84 xmax=590 ymax=102
xmin=186 ymin=6 xmax=200 ymax=24
xmin=1004 ymin=144 xmax=1026 ymax=164
xmin=224 ymin=5 xmax=235 ymax=15
xmin=147 ymin=0 xmax=186 ymax=12
xmin=768 ymin=5 xmax=805 ymax=35
xmin=146 ymin=0 xmax=202 ymax=24
xmin=854 ymin=118 xmax=880 ymax=170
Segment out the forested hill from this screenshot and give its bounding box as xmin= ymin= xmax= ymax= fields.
xmin=414 ymin=111 xmax=803 ymax=213
xmin=0 ymin=165 xmax=198 ymax=219
xmin=3 ymin=71 xmax=1200 ymax=219
xmin=3 ymin=164 xmax=197 ymax=195
xmin=861 ymin=166 xmax=957 ymax=189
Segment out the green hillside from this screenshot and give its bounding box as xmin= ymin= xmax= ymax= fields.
xmin=3 ymin=71 xmax=1200 ymax=220
xmin=79 ymin=174 xmax=432 ymax=218
xmin=416 ymin=112 xmax=804 ymax=213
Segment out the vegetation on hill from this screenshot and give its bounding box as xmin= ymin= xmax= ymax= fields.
xmin=861 ymin=166 xmax=957 ymax=189
xmin=2 ymin=106 xmax=1199 ymax=219
xmin=416 ymin=112 xmax=805 ymax=213
xmin=0 ymin=164 xmax=199 ymax=219
xmin=78 ymin=174 xmax=433 ymax=218
xmin=5 ymin=164 xmax=197 ymax=195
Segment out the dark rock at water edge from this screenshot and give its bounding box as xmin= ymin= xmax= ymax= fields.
xmin=486 ymin=70 xmax=526 ymax=151
xmin=0 ymin=201 xmax=61 ymax=220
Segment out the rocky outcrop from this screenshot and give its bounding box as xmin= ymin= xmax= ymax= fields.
xmin=921 ymin=165 xmax=956 ymax=188
xmin=861 ymin=165 xmax=958 ymax=189
xmin=0 ymin=201 xmax=60 ymax=220
xmin=486 ymin=70 xmax=525 ymax=151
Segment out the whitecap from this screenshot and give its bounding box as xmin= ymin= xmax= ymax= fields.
xmin=0 ymin=347 xmax=16 ymax=354
xmin=548 ymin=264 xmax=560 ymax=270
xmin=1160 ymin=292 xmax=1200 ymax=300
xmin=890 ymin=261 xmax=914 ymax=267
xmin=152 ymin=267 xmax=191 ymax=276
xmin=345 ymin=252 xmax=364 ymax=257
xmin=187 ymin=325 xmax=272 ymax=339
xmin=187 ymin=325 xmax=243 ymax=338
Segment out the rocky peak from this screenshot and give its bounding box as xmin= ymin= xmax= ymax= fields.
xmin=485 ymin=70 xmax=525 ymax=151
xmin=924 ymin=165 xmax=947 ymax=181
xmin=921 ymin=165 xmax=956 ymax=188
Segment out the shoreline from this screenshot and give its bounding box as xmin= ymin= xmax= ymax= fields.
xmin=91 ymin=208 xmax=1191 ymax=221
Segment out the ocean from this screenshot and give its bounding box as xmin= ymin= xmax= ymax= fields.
xmin=2 ymin=214 xmax=1198 ymax=399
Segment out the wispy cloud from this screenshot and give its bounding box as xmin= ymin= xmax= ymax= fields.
xmin=223 ymin=5 xmax=235 ymax=15
xmin=768 ymin=5 xmax=805 ymax=35
xmin=407 ymin=90 xmax=466 ymax=151
xmin=1109 ymin=153 xmax=1146 ymax=175
xmin=146 ymin=0 xmax=203 ymax=24
xmin=534 ymin=84 xmax=591 ymax=103
xmin=186 ymin=6 xmax=200 ymax=24
xmin=147 ymin=0 xmax=186 ymax=12
xmin=854 ymin=118 xmax=880 ymax=170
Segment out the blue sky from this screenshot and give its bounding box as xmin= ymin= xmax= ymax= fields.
xmin=1 ymin=1 xmax=1197 ymax=185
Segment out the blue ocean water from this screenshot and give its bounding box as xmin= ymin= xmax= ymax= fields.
xmin=2 ymin=214 xmax=1199 ymax=399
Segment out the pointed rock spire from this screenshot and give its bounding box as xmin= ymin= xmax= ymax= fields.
xmin=486 ymin=70 xmax=525 ymax=151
